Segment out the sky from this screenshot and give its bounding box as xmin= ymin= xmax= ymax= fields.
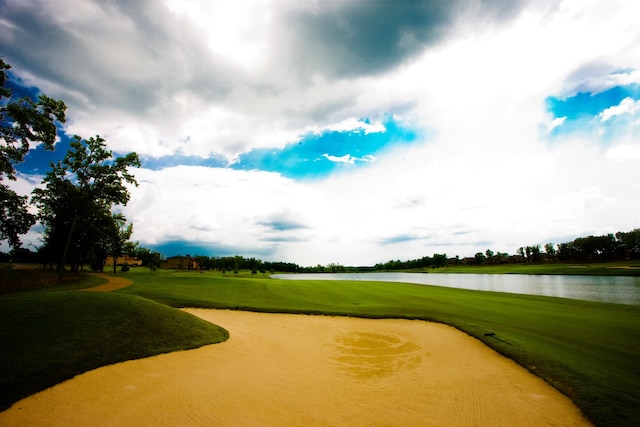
xmin=1 ymin=0 xmax=640 ymax=266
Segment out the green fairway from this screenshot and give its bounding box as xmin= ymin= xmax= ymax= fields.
xmin=0 ymin=286 xmax=229 ymax=411
xmin=116 ymin=268 xmax=640 ymax=427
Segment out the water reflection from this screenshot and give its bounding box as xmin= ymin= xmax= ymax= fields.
xmin=272 ymin=273 xmax=640 ymax=305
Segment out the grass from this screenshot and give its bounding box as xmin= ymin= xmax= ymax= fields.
xmin=0 ymin=272 xmax=229 ymax=411
xmin=116 ymin=268 xmax=640 ymax=427
xmin=0 ymin=263 xmax=106 ymax=293
xmin=2 ymin=265 xmax=639 ymax=426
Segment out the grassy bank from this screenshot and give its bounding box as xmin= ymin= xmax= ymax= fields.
xmin=0 ymin=278 xmax=229 ymax=411
xmin=116 ymin=268 xmax=640 ymax=427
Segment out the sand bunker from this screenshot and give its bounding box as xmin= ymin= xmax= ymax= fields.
xmin=0 ymin=309 xmax=591 ymax=426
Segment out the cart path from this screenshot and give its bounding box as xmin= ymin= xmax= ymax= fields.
xmin=81 ymin=273 xmax=133 ymax=292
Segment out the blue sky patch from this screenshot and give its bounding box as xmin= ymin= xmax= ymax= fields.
xmin=141 ymin=153 xmax=227 ymax=170
xmin=18 ymin=135 xmax=72 ymax=175
xmin=546 ymin=83 xmax=640 ymax=139
xmin=16 ymin=115 xmax=419 ymax=179
xmin=6 ymin=75 xmax=70 ymax=175
xmin=231 ymin=116 xmax=418 ymax=179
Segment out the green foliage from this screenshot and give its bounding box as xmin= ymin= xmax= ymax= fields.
xmin=31 ymin=135 xmax=140 ymax=273
xmin=0 ymin=186 xmax=33 ymax=250
xmin=0 ymin=59 xmax=66 ymax=251
xmin=107 ymin=213 xmax=133 ymax=273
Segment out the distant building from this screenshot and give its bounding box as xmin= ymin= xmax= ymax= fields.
xmin=161 ymin=255 xmax=198 ymax=270
xmin=104 ymin=255 xmax=143 ymax=267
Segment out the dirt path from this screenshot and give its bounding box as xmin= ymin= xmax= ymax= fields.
xmin=80 ymin=273 xmax=133 ymax=292
xmin=0 ymin=309 xmax=592 ymax=426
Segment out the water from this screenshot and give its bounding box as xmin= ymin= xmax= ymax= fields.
xmin=271 ymin=272 xmax=640 ymax=305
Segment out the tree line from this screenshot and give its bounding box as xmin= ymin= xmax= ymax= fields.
xmin=110 ymin=250 xmax=301 ymax=274
xmin=372 ymin=229 xmax=640 ymax=271
xmin=134 ymin=227 xmax=640 ymax=274
xmin=0 ymin=59 xmax=140 ymax=276
xmin=191 ymin=255 xmax=300 ymax=274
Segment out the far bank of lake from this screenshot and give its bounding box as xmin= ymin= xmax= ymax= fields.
xmin=272 ymin=272 xmax=640 ymax=305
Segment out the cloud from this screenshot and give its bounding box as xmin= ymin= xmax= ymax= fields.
xmin=380 ymin=234 xmax=423 ymax=246
xmin=3 ymin=0 xmax=640 ymax=266
xmin=119 ymin=166 xmax=327 ymax=259
xmin=322 ymin=154 xmax=375 ymax=165
xmin=257 ymin=214 xmax=309 ymax=232
xmin=274 ymin=0 xmax=533 ymax=79
xmin=229 ymin=116 xmax=417 ymax=178
xmin=562 ymin=62 xmax=640 ymax=97
xmin=599 ymin=97 xmax=640 ymax=122
xmin=0 ymin=0 xmax=532 ymax=163
xmin=546 ymin=82 xmax=640 ymax=139
xmin=547 ymin=117 xmax=567 ymax=132
xmin=152 ymin=239 xmax=277 ymax=260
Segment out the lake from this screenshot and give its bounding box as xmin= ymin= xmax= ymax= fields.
xmin=271 ymin=272 xmax=640 ymax=305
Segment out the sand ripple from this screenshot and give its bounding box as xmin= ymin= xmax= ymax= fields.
xmin=0 ymin=309 xmax=592 ymax=426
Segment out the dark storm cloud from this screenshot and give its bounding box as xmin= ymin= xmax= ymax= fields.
xmin=151 ymin=239 xmax=277 ymax=259
xmin=276 ymin=0 xmax=533 ymax=78
xmin=380 ymin=234 xmax=422 ymax=245
xmin=257 ymin=217 xmax=308 ymax=232
xmin=0 ymin=0 xmax=230 ymax=114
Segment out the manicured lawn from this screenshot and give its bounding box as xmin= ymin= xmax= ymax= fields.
xmin=117 ymin=268 xmax=640 ymax=427
xmin=0 ymin=279 xmax=229 ymax=411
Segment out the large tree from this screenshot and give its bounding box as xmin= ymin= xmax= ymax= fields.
xmin=0 ymin=58 xmax=66 ymax=251
xmin=32 ymin=135 xmax=140 ymax=275
xmin=107 ymin=213 xmax=134 ymax=273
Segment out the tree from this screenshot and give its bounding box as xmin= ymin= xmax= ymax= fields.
xmin=616 ymin=229 xmax=640 ymax=259
xmin=544 ymin=242 xmax=556 ymax=260
xmin=485 ymin=249 xmax=494 ymax=264
xmin=526 ymin=244 xmax=541 ymax=263
xmin=108 ymin=213 xmax=133 ymax=273
xmin=474 ymin=252 xmax=487 ymax=265
xmin=32 ymin=135 xmax=140 ymax=276
xmin=1 ymin=58 xmax=66 ymax=251
xmin=194 ymin=255 xmax=211 ymax=271
xmin=0 ymin=186 xmax=35 ymax=251
xmin=432 ymin=253 xmax=448 ymax=267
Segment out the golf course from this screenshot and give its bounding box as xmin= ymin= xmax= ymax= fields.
xmin=1 ymin=266 xmax=639 ymax=426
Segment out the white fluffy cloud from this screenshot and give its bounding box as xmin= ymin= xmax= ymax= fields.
xmin=600 ymin=98 xmax=640 ymax=122
xmin=3 ymin=0 xmax=640 ymax=264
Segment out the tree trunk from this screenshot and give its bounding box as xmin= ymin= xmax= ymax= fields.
xmin=59 ymin=216 xmax=77 ymax=280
